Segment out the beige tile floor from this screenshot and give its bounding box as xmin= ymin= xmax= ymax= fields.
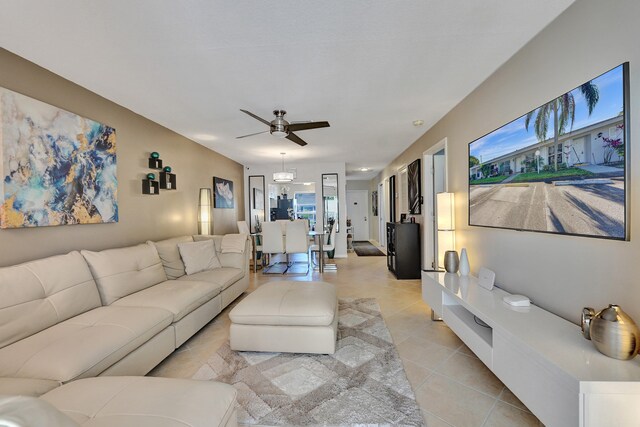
xmin=148 ymin=252 xmax=543 ymax=427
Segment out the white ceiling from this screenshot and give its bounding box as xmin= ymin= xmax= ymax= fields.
xmin=0 ymin=0 xmax=574 ymax=179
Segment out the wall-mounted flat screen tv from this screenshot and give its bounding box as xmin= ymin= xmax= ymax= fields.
xmin=468 ymin=63 xmax=629 ymax=240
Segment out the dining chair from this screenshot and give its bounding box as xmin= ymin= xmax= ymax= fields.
xmin=261 ymin=222 xmax=286 ymax=274
xmin=310 ymin=226 xmax=337 ymax=270
xmin=285 ymin=220 xmax=310 ymax=274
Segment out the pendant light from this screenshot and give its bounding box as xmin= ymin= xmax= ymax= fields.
xmin=273 ymin=152 xmax=294 ymax=182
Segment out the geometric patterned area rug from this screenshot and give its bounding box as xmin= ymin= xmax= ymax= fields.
xmin=192 ymin=298 xmax=425 ymax=426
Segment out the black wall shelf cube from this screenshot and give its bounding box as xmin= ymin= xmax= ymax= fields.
xmin=160 ymin=172 xmax=177 ymax=190
xmin=148 ymin=158 xmax=163 ymax=169
xmin=142 ymin=179 xmax=160 ymax=195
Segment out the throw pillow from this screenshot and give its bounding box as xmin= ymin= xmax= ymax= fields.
xmin=178 ymin=239 xmax=222 ymax=275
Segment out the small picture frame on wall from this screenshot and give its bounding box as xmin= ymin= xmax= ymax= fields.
xmin=214 ymin=177 xmax=234 ymax=208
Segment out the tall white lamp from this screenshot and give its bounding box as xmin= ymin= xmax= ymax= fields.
xmin=198 ymin=188 xmax=212 ymax=235
xmin=436 ymin=192 xmax=455 ymax=270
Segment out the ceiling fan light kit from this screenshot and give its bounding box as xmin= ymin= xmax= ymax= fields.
xmin=237 ymin=109 xmax=330 ymax=146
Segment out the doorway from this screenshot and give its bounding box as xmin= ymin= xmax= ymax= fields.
xmin=423 ymin=138 xmax=448 ymax=271
xmin=346 ymin=190 xmax=370 ymax=241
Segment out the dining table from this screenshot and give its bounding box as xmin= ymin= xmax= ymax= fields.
xmin=249 ymin=230 xmax=327 ymax=273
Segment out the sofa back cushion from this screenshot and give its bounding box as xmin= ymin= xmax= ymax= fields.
xmin=193 ymin=235 xmax=248 ymax=270
xmin=0 ymin=251 xmax=101 ymax=348
xmin=81 ymin=244 xmax=167 ymax=305
xmin=148 ymin=236 xmax=193 ymax=279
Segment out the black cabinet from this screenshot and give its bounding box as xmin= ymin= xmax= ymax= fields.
xmin=387 ymin=222 xmax=421 ymax=279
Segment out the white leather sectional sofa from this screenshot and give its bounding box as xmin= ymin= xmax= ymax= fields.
xmin=0 ymin=234 xmax=249 ymax=426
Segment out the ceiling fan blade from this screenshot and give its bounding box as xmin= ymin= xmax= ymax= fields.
xmin=287 ymin=121 xmax=330 ymax=132
xmin=236 ymin=130 xmax=269 ymax=139
xmin=239 ymin=109 xmax=271 ymax=126
xmin=286 ymin=132 xmax=308 ymax=146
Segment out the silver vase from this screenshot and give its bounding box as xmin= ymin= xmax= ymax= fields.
xmin=444 ymin=251 xmax=459 ymax=273
xmin=581 ymin=304 xmax=640 ymax=360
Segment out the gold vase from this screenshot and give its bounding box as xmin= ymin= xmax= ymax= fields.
xmin=581 ymin=304 xmax=640 ymax=360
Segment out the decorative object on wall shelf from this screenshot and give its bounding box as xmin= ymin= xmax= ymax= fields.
xmin=198 ymin=188 xmax=212 ymax=235
xmin=407 ymin=158 xmax=421 ymax=214
xmin=143 ymin=153 xmax=178 ymax=194
xmin=142 ymin=173 xmax=159 ymax=195
xmin=214 ymin=177 xmax=234 ymax=208
xmin=0 ymin=87 xmax=118 ymax=228
xmin=581 ymin=304 xmax=639 ymax=360
xmin=459 ymin=248 xmax=470 ymax=276
xmin=148 ymin=152 xmax=162 ymax=169
xmin=444 ymin=250 xmax=459 ymax=273
xmin=160 ymin=166 xmax=176 ymax=190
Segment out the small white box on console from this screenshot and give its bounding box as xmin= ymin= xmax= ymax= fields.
xmin=478 ymin=267 xmax=495 ymax=290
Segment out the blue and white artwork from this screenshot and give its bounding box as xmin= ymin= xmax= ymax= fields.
xmin=0 ymin=88 xmax=118 ymax=228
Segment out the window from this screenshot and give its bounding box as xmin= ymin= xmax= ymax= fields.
xmin=548 ymin=143 xmax=563 ymax=165
xmin=294 ymin=192 xmax=316 ymax=229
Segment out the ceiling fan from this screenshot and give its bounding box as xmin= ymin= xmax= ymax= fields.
xmin=236 ymin=109 xmax=330 ymax=146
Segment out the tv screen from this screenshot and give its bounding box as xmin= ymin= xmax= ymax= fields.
xmin=468 ymin=63 xmax=629 ymax=240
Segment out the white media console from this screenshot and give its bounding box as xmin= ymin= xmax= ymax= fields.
xmin=422 ymin=271 xmax=640 ymax=427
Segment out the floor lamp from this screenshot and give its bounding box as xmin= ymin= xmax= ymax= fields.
xmin=198 ymin=188 xmax=212 ymax=235
xmin=436 ymin=192 xmax=455 ymax=271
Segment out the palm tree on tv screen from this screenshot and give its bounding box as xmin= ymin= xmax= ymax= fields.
xmin=525 ymin=82 xmax=599 ymax=171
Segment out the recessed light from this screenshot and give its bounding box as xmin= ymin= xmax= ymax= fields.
xmin=413 ymin=120 xmax=424 ymax=126
xmin=303 ymin=182 xmax=312 ymax=186
xmin=359 ymin=167 xmax=370 ymax=172
xmin=192 ymin=133 xmax=217 ymax=141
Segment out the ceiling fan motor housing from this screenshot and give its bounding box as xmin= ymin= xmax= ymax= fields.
xmin=271 ymin=110 xmax=289 ymax=138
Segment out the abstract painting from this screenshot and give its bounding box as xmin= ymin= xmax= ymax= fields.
xmin=371 ymin=191 xmax=378 ymax=216
xmin=214 ymin=177 xmax=234 ymax=208
xmin=407 ymin=159 xmax=421 ymax=214
xmin=0 ymin=88 xmax=118 ymax=228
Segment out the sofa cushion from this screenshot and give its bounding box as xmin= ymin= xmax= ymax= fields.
xmin=0 ymin=378 xmax=61 ymax=397
xmin=193 ymin=235 xmax=248 ymax=270
xmin=0 ymin=306 xmax=172 ymax=383
xmin=148 ymin=236 xmax=193 ymax=280
xmin=220 ymin=233 xmax=247 ymax=254
xmin=41 ymin=376 xmax=237 ymax=427
xmin=0 ymin=251 xmax=101 ymax=349
xmin=112 ymin=279 xmax=222 ymax=322
xmin=178 ymin=239 xmax=221 ymax=275
xmin=0 ymin=395 xmax=80 ymax=427
xmin=81 ymin=244 xmax=167 ymax=305
xmin=178 ymin=267 xmax=243 ymax=290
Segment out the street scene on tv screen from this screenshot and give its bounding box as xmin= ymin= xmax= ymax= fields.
xmin=469 ymin=64 xmax=627 ymax=240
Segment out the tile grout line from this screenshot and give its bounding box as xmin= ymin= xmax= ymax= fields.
xmin=479 ymin=396 xmax=500 ymax=427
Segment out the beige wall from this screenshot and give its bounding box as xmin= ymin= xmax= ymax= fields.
xmin=0 ymin=48 xmax=244 ymax=266
xmin=373 ymin=0 xmax=640 ymax=323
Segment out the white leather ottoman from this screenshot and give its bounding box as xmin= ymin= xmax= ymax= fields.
xmin=229 ymin=281 xmax=338 ymax=354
